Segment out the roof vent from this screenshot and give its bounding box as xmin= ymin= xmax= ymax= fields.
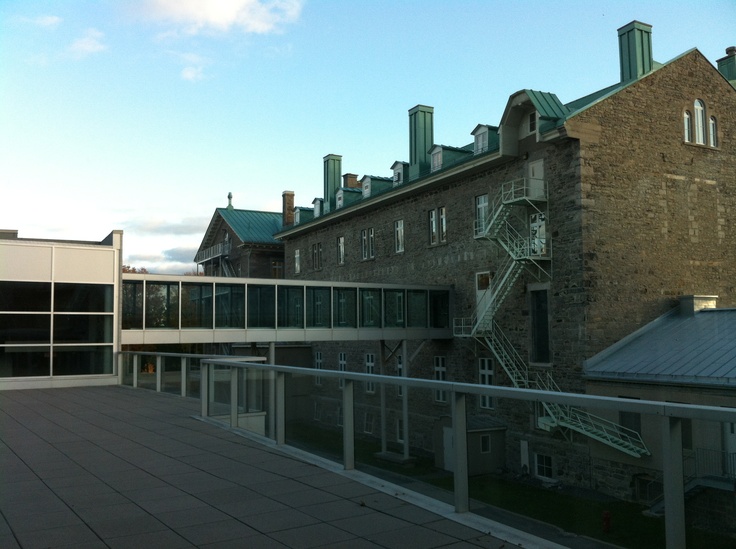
xmin=679 ymin=295 xmax=718 ymax=316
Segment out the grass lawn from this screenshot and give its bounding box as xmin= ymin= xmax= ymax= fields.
xmin=286 ymin=422 xmax=735 ymax=549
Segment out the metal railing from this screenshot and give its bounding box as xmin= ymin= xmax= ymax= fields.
xmin=195 ymin=240 xmax=232 ymax=263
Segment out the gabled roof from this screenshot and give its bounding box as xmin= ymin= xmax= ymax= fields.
xmin=585 ymin=308 xmax=736 ymax=387
xmin=198 ymin=207 xmax=283 ymax=254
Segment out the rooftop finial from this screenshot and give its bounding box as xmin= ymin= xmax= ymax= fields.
xmin=227 ymin=192 xmax=233 ymax=210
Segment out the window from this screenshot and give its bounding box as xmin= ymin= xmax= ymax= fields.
xmin=434 ymin=356 xmax=447 ymax=403
xmin=313 ymin=401 xmax=322 ymax=421
xmin=271 ymin=260 xmax=284 ymax=279
xmin=314 ymin=351 xmax=322 ymax=386
xmin=528 ymin=112 xmax=537 ymax=133
xmin=479 ymin=358 xmax=494 ymax=409
xmin=365 ymin=353 xmax=375 ymax=394
xmin=337 ymin=236 xmax=345 ymax=265
xmin=428 ymin=207 xmax=447 ymax=245
xmin=694 ymin=99 xmax=705 ymax=145
xmin=294 ymin=249 xmax=300 ymax=274
xmin=396 ymin=354 xmax=404 ymax=397
xmin=361 ymin=228 xmax=374 ymax=260
xmin=338 ymin=352 xmax=346 ymax=389
xmin=336 ymin=404 xmax=343 ymax=426
xmin=535 ymin=453 xmax=553 ymax=479
xmin=312 ymin=243 xmax=322 ymax=270
xmin=683 ymin=110 xmax=692 ymax=142
xmin=709 ymin=116 xmax=718 ymax=147
xmin=530 ymin=289 xmax=550 ymax=363
xmin=396 ymin=419 xmax=404 ymax=443
xmin=475 ymin=194 xmax=488 ymax=237
xmin=363 ymin=412 xmax=374 ymax=434
xmin=480 ymin=434 xmax=491 ymax=454
xmin=431 ymin=150 xmax=442 ymax=172
xmin=394 ymin=220 xmax=404 ymax=253
xmin=474 ymin=129 xmax=488 ymax=154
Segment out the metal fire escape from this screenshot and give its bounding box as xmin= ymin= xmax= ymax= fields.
xmin=455 ymin=177 xmax=650 ymax=458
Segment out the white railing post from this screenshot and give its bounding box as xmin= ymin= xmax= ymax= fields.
xmin=200 ymin=362 xmax=209 ymax=418
xmin=180 ymin=357 xmax=187 ymax=397
xmin=452 ymin=390 xmax=469 ymax=513
xmin=132 ymin=354 xmax=139 ymax=388
xmin=343 ymin=379 xmax=355 ymax=470
xmin=402 ymin=340 xmax=410 ymax=461
xmin=276 ymin=372 xmax=285 ymax=445
xmin=230 ymin=366 xmax=238 ymax=428
xmin=662 ymin=416 xmax=686 ymax=549
xmin=155 ymin=356 xmax=162 ymax=393
xmin=268 ymin=342 xmax=276 ymax=441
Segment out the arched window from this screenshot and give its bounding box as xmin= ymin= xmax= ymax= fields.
xmin=683 ymin=111 xmax=692 ymax=142
xmin=709 ymin=116 xmax=718 ymax=147
xmin=694 ymin=100 xmax=706 ymax=145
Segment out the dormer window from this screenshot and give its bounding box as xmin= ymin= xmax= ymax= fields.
xmin=431 ymin=150 xmax=442 ymax=172
xmin=528 ymin=112 xmax=537 ymax=133
xmin=336 ymin=192 xmax=344 ymax=209
xmin=363 ymin=182 xmax=371 ymax=198
xmin=393 ymin=171 xmax=401 ymax=183
xmin=474 ymin=129 xmax=488 ymax=154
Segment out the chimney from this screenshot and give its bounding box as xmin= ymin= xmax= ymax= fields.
xmin=618 ymin=21 xmax=653 ymax=84
xmin=408 ymin=105 xmax=434 ymax=181
xmin=680 ymin=295 xmax=718 ymax=316
xmin=282 ymin=190 xmax=294 ymax=227
xmin=717 ymin=46 xmax=736 ymax=87
xmin=342 ymin=173 xmax=359 ymax=189
xmin=323 ymin=154 xmax=342 ymax=214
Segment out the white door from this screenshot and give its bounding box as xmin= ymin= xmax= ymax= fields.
xmin=527 ymin=160 xmax=544 ymax=198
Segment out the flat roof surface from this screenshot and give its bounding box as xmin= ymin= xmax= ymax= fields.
xmin=0 ymin=386 xmax=588 ymax=549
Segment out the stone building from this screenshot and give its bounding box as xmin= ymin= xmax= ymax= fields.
xmin=275 ymin=21 xmax=736 ymax=500
xmin=195 ymin=192 xmax=286 ymax=279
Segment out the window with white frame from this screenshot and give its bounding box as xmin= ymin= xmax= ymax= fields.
xmin=361 ymin=228 xmax=374 ymax=260
xmin=709 ymin=116 xmax=718 ymax=147
xmin=365 ymin=353 xmax=375 ymax=394
xmin=683 ymin=110 xmax=692 ymax=142
xmin=475 ymin=194 xmax=488 ymax=237
xmin=312 ymin=243 xmax=322 ymax=270
xmin=694 ymin=99 xmax=706 ymax=145
xmin=337 ymin=236 xmax=345 ymax=265
xmin=439 ymin=207 xmax=447 ymax=243
xmin=428 ymin=207 xmax=447 ymax=245
xmin=314 ymin=351 xmax=322 ymax=386
xmin=479 ymin=358 xmax=494 ymax=409
xmin=294 ymin=249 xmax=300 ymax=274
xmin=528 ymin=111 xmax=537 ymax=134
xmin=431 ymin=150 xmax=442 ymax=172
xmin=396 ymin=418 xmax=404 ymax=443
xmin=474 ymin=129 xmax=489 ymax=154
xmin=394 ymin=220 xmax=404 ymax=253
xmin=396 ymin=354 xmax=404 ymax=397
xmin=535 ymin=453 xmax=553 ymax=479
xmin=434 ymin=356 xmax=447 ymax=403
xmin=363 ymin=411 xmax=374 ymax=434
xmin=338 ymin=352 xmax=346 ymax=389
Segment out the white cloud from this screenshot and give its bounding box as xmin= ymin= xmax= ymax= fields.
xmin=145 ymin=0 xmax=303 ymax=35
xmin=27 ymin=15 xmax=63 ymax=28
xmin=181 ymin=65 xmax=204 ymax=81
xmin=69 ymin=28 xmax=107 ymax=57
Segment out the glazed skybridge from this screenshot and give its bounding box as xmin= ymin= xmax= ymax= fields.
xmin=121 ymin=274 xmax=452 ymax=345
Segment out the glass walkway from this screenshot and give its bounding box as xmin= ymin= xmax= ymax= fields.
xmin=122 ymin=274 xmax=453 ymax=345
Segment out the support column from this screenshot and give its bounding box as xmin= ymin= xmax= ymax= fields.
xmin=155 ymin=356 xmax=162 ymax=393
xmin=276 ymin=372 xmax=285 ymax=445
xmin=230 ymin=367 xmax=238 ymax=428
xmin=452 ymin=391 xmax=469 ymax=513
xmin=402 ymin=340 xmax=409 ymax=460
xmin=662 ymin=416 xmax=686 ymax=549
xmin=180 ymin=357 xmax=187 ymax=397
xmin=379 ymin=341 xmax=387 ymax=454
xmin=133 ymin=354 xmax=139 ymax=388
xmin=200 ymin=362 xmax=209 ymax=418
xmin=343 ymin=380 xmax=355 ymax=470
xmin=268 ymin=342 xmax=276 ymax=440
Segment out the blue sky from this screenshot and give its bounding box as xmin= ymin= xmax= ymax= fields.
xmin=2 ymin=0 xmax=734 ymax=274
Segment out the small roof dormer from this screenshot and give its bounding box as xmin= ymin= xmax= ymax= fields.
xmin=391 ymin=161 xmax=409 ymax=187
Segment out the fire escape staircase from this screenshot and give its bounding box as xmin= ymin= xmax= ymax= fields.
xmin=456 ymin=178 xmax=650 ymax=459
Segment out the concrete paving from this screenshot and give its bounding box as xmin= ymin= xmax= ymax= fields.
xmin=0 ymin=386 xmax=577 ymax=549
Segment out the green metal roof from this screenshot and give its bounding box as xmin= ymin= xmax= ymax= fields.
xmin=217 ymin=208 xmax=283 ymax=246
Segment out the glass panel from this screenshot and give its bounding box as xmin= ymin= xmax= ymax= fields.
xmin=0 ymin=314 xmax=51 ymax=343
xmin=122 ymin=281 xmax=143 ymax=329
xmin=161 ymin=355 xmax=183 ymax=395
xmin=52 ymin=345 xmax=113 ymax=375
xmin=0 ymin=346 xmax=50 ymax=377
xmin=247 ymin=285 xmax=275 ymax=328
xmin=145 ymin=282 xmax=179 ymax=328
xmin=333 ymin=288 xmax=357 ymax=328
xmin=360 ymin=289 xmax=381 ymax=327
xmin=407 ymin=290 xmax=427 ymax=327
xmin=306 ymin=287 xmax=331 ymax=328
xmin=181 ymin=283 xmax=213 ymax=328
xmin=54 ymin=283 xmax=114 ymax=312
xmin=384 ymin=290 xmax=405 ymax=328
xmin=215 ymin=284 xmax=245 ymax=328
xmin=278 ymin=286 xmax=304 ymax=328
xmin=429 ymin=291 xmax=449 ymax=328
xmin=0 ymin=282 xmax=51 ymax=312
xmin=53 ymin=314 xmax=113 ymax=343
